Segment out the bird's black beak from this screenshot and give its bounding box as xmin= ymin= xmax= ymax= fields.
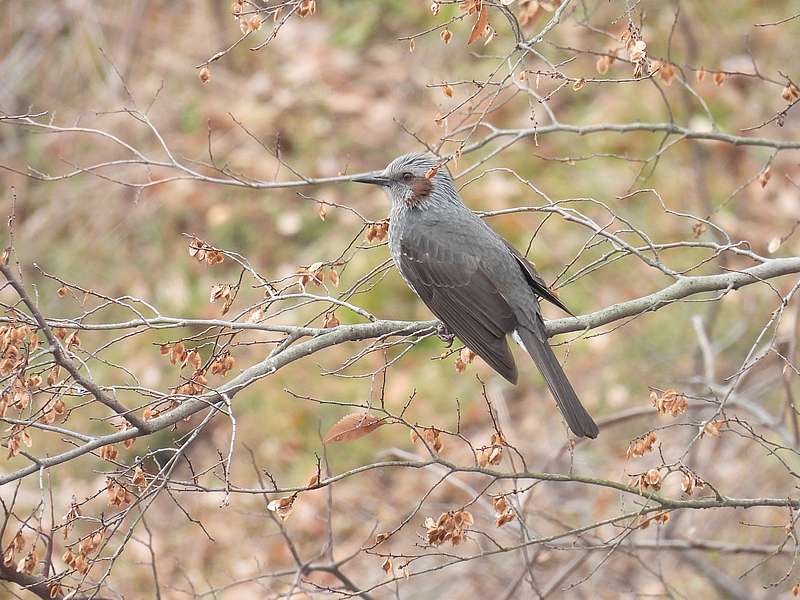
xmin=352 ymin=173 xmax=390 ymax=187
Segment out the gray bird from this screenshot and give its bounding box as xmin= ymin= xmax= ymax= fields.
xmin=354 ymin=152 xmax=598 ymax=438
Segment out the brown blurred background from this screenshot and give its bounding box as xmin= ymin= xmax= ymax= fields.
xmin=2 ymin=1 xmax=800 ymax=598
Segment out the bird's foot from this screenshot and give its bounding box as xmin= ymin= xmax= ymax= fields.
xmin=436 ymin=322 xmax=455 ymax=347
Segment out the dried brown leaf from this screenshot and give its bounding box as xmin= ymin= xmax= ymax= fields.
xmin=468 ymin=3 xmax=489 ymax=45
xmin=323 ymin=413 xmax=386 ymax=443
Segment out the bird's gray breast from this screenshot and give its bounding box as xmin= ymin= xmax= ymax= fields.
xmin=388 ymin=204 xmax=418 ymax=292
xmin=390 ymin=203 xmax=543 ymax=329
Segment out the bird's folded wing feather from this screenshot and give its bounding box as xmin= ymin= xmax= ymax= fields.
xmin=503 ymin=241 xmax=573 ymax=316
xmin=399 ymin=229 xmax=518 ymax=383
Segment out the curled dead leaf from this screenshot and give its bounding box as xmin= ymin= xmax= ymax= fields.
xmin=468 ymin=3 xmax=489 ymax=45
xmin=782 ymin=82 xmax=800 ymax=102
xmin=267 ymin=495 xmax=296 ymax=521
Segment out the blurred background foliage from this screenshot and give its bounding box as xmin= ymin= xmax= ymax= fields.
xmin=2 ymin=0 xmax=800 ymax=597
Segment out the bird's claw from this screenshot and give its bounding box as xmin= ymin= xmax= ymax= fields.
xmin=436 ymin=322 xmax=455 ymax=347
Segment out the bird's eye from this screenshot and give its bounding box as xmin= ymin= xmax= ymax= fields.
xmin=401 ymin=172 xmax=414 ymax=181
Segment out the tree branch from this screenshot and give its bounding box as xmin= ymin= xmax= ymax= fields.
xmin=1 ymin=265 xmax=146 ymax=430
xmin=3 ymin=256 xmax=799 ymax=485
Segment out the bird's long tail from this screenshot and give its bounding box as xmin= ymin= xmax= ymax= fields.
xmin=516 ymin=324 xmax=599 ymax=438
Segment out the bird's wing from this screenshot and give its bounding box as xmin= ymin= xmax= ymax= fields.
xmin=399 ymin=227 xmax=518 ymax=383
xmin=503 ymin=241 xmax=574 ymax=316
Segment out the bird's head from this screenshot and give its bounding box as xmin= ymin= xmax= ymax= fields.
xmin=353 ymin=152 xmax=457 ymax=209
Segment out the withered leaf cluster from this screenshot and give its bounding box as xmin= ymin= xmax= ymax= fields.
xmin=626 ymin=431 xmax=657 ymax=459
xmin=650 ymin=389 xmax=689 ymax=417
xmin=651 ymin=60 xmax=676 ymax=86
xmin=16 ymin=549 xmax=38 ymax=576
xmin=267 ymin=494 xmax=296 ymax=521
xmin=411 ymin=426 xmax=444 ymax=453
xmin=132 ymin=466 xmax=147 ymax=488
xmin=174 ymin=370 xmax=208 ymax=396
xmin=1 ymin=531 xmax=26 ymax=570
xmin=210 ymin=352 xmax=236 ymax=376
xmin=297 ymin=261 xmax=340 ymax=290
xmin=621 ymin=27 xmax=648 ymax=78
xmin=636 ymin=510 xmax=670 ymax=529
xmin=106 ymin=477 xmax=133 ymax=508
xmin=782 ymin=82 xmax=800 ymax=102
xmin=424 ymin=509 xmax=474 ymax=546
xmin=159 ymin=346 xmax=208 ymax=395
xmin=364 ymin=221 xmax=389 ymax=243
xmin=702 ymin=419 xmax=725 ymax=437
xmin=99 ymin=444 xmax=119 ymax=461
xmin=63 ymin=529 xmax=106 ymax=576
xmin=680 ymin=469 xmax=706 ymax=495
xmin=188 ymin=236 xmax=225 ymax=266
xmin=629 ymin=468 xmax=663 ymax=492
xmin=492 ymin=495 xmax=515 ymax=527
xmin=454 ymin=347 xmax=476 ymax=373
xmin=160 ymin=341 xmax=189 ymax=366
xmin=0 ymin=324 xmax=37 ymax=376
xmin=478 ymin=431 xmax=506 ymax=467
xmin=5 ymin=424 xmax=32 ymax=459
xmin=209 ymin=283 xmax=235 ymax=315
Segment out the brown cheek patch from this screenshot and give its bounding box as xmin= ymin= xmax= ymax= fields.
xmin=408 ymin=177 xmax=433 ymax=206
